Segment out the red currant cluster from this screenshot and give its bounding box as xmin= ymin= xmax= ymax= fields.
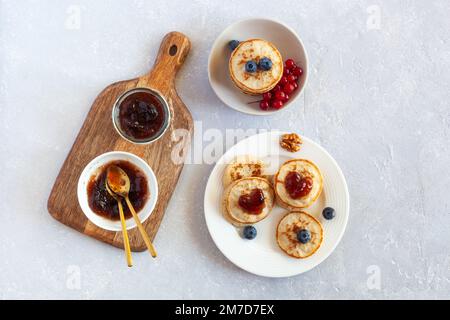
xmin=259 ymin=59 xmax=303 ymax=110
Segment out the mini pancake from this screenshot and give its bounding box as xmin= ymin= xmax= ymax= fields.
xmin=229 ymin=39 xmax=283 ymax=95
xmin=276 ymin=211 xmax=323 ymax=259
xmin=222 ymin=155 xmax=266 ymax=188
xmin=221 ymin=193 xmax=247 ymax=227
xmin=274 ymin=159 xmax=323 ymax=209
xmin=222 ymin=177 xmax=274 ymax=225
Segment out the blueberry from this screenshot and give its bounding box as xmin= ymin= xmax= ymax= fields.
xmin=297 ymin=229 xmax=311 ymax=244
xmin=322 ymin=207 xmax=336 ymax=220
xmin=245 ymin=60 xmax=258 ymax=73
xmin=228 ymin=40 xmax=240 ymax=51
xmin=258 ymin=57 xmax=272 ymax=71
xmin=243 ymin=226 xmax=257 ymax=240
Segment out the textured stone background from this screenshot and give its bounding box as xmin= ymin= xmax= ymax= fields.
xmin=1 ymin=0 xmax=449 ymax=299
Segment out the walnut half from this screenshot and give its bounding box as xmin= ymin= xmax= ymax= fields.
xmin=280 ymin=133 xmax=303 ymax=152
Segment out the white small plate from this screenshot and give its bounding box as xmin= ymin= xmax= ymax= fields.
xmin=208 ymin=18 xmax=309 ymax=115
xmin=77 ymin=151 xmax=158 ymax=231
xmin=204 ymin=131 xmax=349 ymax=277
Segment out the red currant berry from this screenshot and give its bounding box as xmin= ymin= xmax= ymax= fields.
xmin=274 ymin=90 xmax=286 ymax=101
xmin=259 ymin=100 xmax=270 ymax=110
xmin=292 ymin=82 xmax=298 ymax=90
xmin=262 ymin=92 xmax=272 ymax=101
xmin=271 ymin=100 xmax=284 ymax=109
xmin=283 ymin=68 xmax=290 ymax=76
xmin=285 ymin=59 xmax=296 ymax=69
xmin=287 ymin=75 xmax=297 ymax=82
xmin=284 ymin=93 xmax=290 ymax=101
xmin=271 ymin=84 xmax=281 ymax=93
xmin=292 ymin=67 xmax=303 ymax=77
xmin=283 ymin=83 xmax=295 ymax=94
xmin=280 ymin=76 xmax=289 ymax=86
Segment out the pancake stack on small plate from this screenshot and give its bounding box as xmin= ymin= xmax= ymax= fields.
xmin=229 ymin=39 xmax=283 ymax=95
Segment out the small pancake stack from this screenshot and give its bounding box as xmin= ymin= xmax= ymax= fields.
xmin=229 ymin=39 xmax=283 ymax=95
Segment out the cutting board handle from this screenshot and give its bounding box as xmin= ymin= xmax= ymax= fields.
xmin=142 ymin=31 xmax=191 ymax=91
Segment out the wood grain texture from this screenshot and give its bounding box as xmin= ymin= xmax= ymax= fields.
xmin=47 ymin=32 xmax=193 ymax=251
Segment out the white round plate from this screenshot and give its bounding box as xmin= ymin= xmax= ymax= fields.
xmin=208 ymin=18 xmax=308 ymax=115
xmin=77 ymin=151 xmax=158 ymax=231
xmin=204 ymin=131 xmax=349 ymax=277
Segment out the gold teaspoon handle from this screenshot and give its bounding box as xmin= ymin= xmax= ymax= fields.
xmin=118 ymin=200 xmax=133 ymax=267
xmin=125 ymin=197 xmax=157 ymax=258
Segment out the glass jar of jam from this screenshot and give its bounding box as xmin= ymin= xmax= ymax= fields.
xmin=112 ymin=88 xmax=170 ymax=144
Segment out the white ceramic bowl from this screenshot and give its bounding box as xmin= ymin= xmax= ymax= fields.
xmin=208 ymin=18 xmax=309 ymax=115
xmin=77 ymin=151 xmax=158 ymax=231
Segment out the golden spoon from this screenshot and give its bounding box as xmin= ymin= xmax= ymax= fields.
xmin=106 ymin=165 xmax=157 ymax=258
xmin=105 ymin=180 xmax=132 ymax=267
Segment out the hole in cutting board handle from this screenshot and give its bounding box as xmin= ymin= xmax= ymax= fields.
xmin=169 ymin=45 xmax=177 ymax=56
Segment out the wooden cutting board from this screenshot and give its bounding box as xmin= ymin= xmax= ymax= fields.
xmin=47 ymin=32 xmax=193 ymax=251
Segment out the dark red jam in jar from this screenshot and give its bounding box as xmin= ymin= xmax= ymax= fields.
xmin=238 ymin=188 xmax=266 ymax=214
xmin=87 ymin=160 xmax=149 ymax=220
xmin=284 ymin=171 xmax=313 ymax=199
xmin=118 ymin=90 xmax=166 ymax=141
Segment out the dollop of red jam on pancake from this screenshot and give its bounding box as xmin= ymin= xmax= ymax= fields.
xmin=238 ymin=188 xmax=265 ymax=214
xmin=284 ymin=171 xmax=313 ymax=199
